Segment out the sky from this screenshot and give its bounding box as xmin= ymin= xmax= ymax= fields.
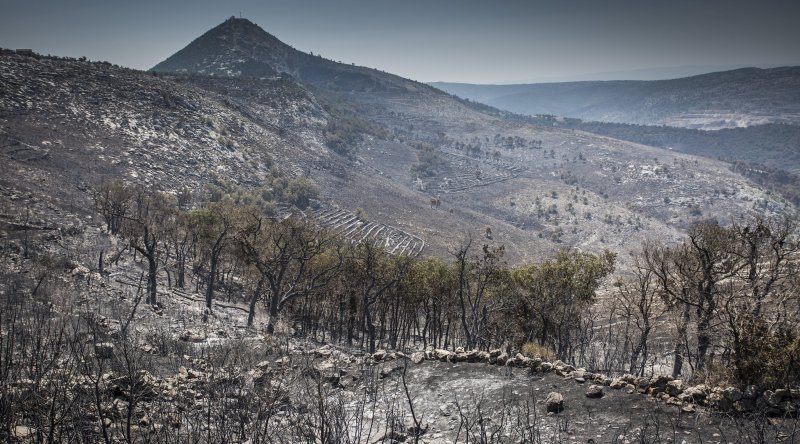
xmin=1 ymin=0 xmax=799 ymax=84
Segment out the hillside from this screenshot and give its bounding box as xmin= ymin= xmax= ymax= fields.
xmin=2 ymin=19 xmax=792 ymax=270
xmin=153 ymin=16 xmax=436 ymax=95
xmin=432 ymin=67 xmax=800 ymax=130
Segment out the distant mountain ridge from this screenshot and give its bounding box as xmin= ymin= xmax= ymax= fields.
xmin=432 ymin=67 xmax=800 ymax=129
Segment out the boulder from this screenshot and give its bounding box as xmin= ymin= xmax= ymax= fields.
xmin=666 ymin=379 xmax=684 ymax=397
xmin=633 ymin=376 xmax=651 ymax=393
xmin=433 ymin=349 xmax=451 ymax=361
xmin=621 ymin=374 xmax=637 ymax=384
xmin=13 ymin=425 xmax=33 ymax=439
xmin=545 ymin=392 xmax=564 ymax=413
xmin=439 ymin=402 xmax=455 ymax=417
xmin=678 ymin=384 xmax=708 ymax=403
xmin=410 ymin=351 xmax=426 ymax=365
xmin=372 ymin=350 xmax=387 ymax=361
xmin=496 ymin=353 xmax=509 ymax=365
xmin=179 ymin=330 xmax=204 ymax=343
xmin=379 ymin=365 xmax=403 ymax=379
xmin=609 ymin=379 xmax=625 ymax=389
xmin=724 ymin=387 xmax=743 ymax=402
xmin=586 ymin=385 xmax=604 ymax=398
xmin=648 ymin=374 xmax=673 ymax=395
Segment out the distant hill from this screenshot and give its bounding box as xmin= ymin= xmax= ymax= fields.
xmin=432 ymin=67 xmax=800 ymax=129
xmin=153 ymin=16 xmax=434 ymax=95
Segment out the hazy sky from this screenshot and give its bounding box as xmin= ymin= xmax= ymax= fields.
xmin=1 ymin=0 xmax=799 ymax=84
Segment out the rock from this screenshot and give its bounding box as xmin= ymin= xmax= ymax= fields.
xmin=94 ymin=342 xmax=115 ymax=359
xmin=179 ymin=330 xmax=204 ymax=343
xmin=454 ymin=347 xmax=465 ymax=354
xmin=314 ymin=358 xmax=336 ymax=374
xmin=313 ymin=345 xmax=333 ymax=357
xmin=666 ymin=379 xmax=684 ymax=397
xmin=621 ymin=374 xmax=636 ymax=384
xmin=545 ymin=392 xmax=564 ymax=413
xmin=13 ymin=425 xmax=33 ymax=439
xmin=682 ymin=404 xmax=696 ymax=413
xmin=256 ymin=360 xmax=271 ymax=370
xmin=477 ymin=351 xmax=491 ymax=363
xmin=679 ymin=384 xmax=708 ymax=402
xmin=648 ymin=374 xmax=672 ymax=394
xmin=625 ymin=384 xmax=636 ymax=394
xmin=609 ymin=379 xmax=625 ymax=389
xmin=371 ymin=430 xmax=407 ymax=444
xmin=336 ymin=374 xmax=357 ymax=389
xmin=372 ymin=349 xmax=387 ymax=361
xmin=379 ymin=365 xmax=403 ymax=379
xmin=411 ymin=351 xmax=425 ymax=364
xmin=439 ymin=402 xmax=455 ymax=417
xmin=706 ymin=391 xmax=727 ymax=410
xmin=634 ymin=376 xmax=651 ymax=393
xmin=586 ymin=385 xmax=604 ymax=398
xmin=538 ymin=362 xmax=553 ymax=372
xmin=574 ymin=377 xmax=586 ymax=384
xmin=71 ymin=264 xmax=91 ymax=276
xmin=569 ymin=369 xmax=585 ymax=379
xmin=666 ymin=396 xmax=683 ymax=406
xmin=489 ymin=349 xmax=502 ymax=358
xmin=434 ymin=349 xmax=451 ymax=361
xmin=496 ymin=353 xmax=509 ymax=365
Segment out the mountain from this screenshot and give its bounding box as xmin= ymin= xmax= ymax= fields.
xmin=2 ymin=18 xmax=792 ymax=271
xmin=431 ymin=67 xmax=800 ymax=130
xmin=153 ymin=16 xmax=431 ymax=94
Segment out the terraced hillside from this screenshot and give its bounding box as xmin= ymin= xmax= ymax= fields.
xmin=313 ymin=205 xmax=425 ymax=256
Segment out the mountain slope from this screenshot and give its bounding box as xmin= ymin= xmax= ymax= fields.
xmin=3 ymin=17 xmax=793 ymax=270
xmin=3 ymin=51 xmax=790 ymax=272
xmin=153 ymin=16 xmax=434 ymax=95
xmin=432 ymin=67 xmax=800 ymax=129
